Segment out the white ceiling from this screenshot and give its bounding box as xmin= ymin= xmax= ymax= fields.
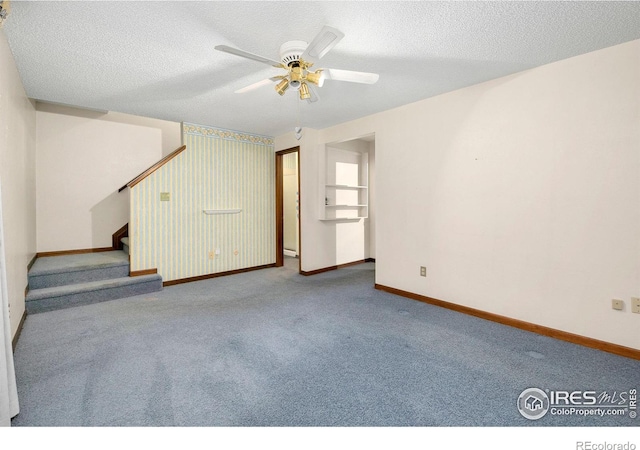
xmin=4 ymin=1 xmax=640 ymax=137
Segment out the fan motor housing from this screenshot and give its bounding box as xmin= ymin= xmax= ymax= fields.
xmin=279 ymin=40 xmax=307 ymax=67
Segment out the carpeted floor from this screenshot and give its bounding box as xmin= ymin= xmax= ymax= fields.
xmin=11 ymin=257 xmax=640 ymax=426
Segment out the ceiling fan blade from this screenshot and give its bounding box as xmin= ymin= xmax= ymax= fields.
xmin=306 ymin=84 xmax=320 ymax=103
xmin=234 ymin=76 xmax=283 ymax=94
xmin=323 ymin=68 xmax=379 ymax=84
xmin=301 ymin=26 xmax=345 ymax=62
xmin=215 ymin=45 xmax=282 ymax=68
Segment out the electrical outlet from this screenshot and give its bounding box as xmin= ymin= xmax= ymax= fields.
xmin=612 ymin=299 xmax=624 ymax=311
xmin=160 ymin=192 xmax=170 ymax=201
xmin=420 ymin=266 xmax=426 ymax=277
xmin=208 ymin=251 xmax=214 ymax=260
xmin=632 ymin=297 xmax=640 ymax=314
xmin=215 ymin=248 xmax=220 ymax=255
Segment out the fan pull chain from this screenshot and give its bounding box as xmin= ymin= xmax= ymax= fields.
xmin=295 ymin=94 xmax=302 ymax=140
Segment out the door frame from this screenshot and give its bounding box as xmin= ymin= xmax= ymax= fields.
xmin=275 ymin=146 xmax=301 ymax=271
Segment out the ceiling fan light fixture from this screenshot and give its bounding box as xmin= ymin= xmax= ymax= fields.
xmin=306 ymin=69 xmax=324 ymax=87
xmin=0 ymin=0 xmax=10 ymax=25
xmin=290 ymin=65 xmax=303 ymax=89
xmin=275 ymin=78 xmax=289 ymax=96
xmin=214 ymin=25 xmax=379 ymax=104
xmin=299 ymin=82 xmax=311 ymax=100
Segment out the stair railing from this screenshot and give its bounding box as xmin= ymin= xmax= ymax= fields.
xmin=118 ymin=145 xmax=187 ymax=192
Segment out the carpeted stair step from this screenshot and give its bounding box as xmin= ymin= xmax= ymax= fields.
xmin=28 ymin=250 xmax=130 ymax=289
xmin=25 ymin=274 xmax=163 ymax=314
xmin=121 ymin=237 xmax=130 ymax=255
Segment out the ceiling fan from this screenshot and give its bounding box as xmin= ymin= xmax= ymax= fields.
xmin=0 ymin=0 xmax=11 ymax=26
xmin=215 ymin=26 xmax=379 ymax=103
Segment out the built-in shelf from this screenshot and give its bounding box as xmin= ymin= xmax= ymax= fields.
xmin=203 ymin=209 xmax=242 ymax=215
xmin=325 ymin=184 xmax=368 ymax=189
xmin=320 ymin=146 xmax=369 ymax=220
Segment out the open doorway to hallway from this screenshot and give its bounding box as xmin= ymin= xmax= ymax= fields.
xmin=275 ymin=147 xmax=300 ymax=271
xmin=282 ymin=152 xmax=299 ymax=259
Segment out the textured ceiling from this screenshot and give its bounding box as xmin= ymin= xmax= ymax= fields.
xmin=4 ymin=1 xmax=640 ymax=137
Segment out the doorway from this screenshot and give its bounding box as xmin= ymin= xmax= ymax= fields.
xmin=275 ymin=147 xmax=300 ymax=271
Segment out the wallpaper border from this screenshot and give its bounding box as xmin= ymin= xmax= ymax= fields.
xmin=183 ymin=122 xmax=274 ymax=146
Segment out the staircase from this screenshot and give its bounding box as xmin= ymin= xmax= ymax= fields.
xmin=121 ymin=237 xmax=130 ymax=255
xmin=26 ymin=250 xmax=162 ymax=314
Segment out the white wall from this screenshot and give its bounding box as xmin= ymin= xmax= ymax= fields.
xmin=0 ymin=31 xmax=37 ymax=337
xmin=276 ymin=129 xmax=321 ymax=272
xmin=279 ymin=39 xmax=640 ymax=350
xmin=277 ymin=131 xmax=377 ymax=271
xmin=36 ymin=104 xmax=181 ymax=252
xmin=275 ymin=127 xmax=375 ymax=272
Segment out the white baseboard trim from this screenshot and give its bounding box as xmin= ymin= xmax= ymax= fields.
xmin=283 ymin=249 xmax=297 ymax=258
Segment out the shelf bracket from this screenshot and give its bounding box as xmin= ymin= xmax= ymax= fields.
xmin=203 ymin=209 xmax=242 ymax=215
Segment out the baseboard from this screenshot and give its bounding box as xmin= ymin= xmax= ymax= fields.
xmin=36 ymin=247 xmax=114 ymax=258
xmin=27 ymin=254 xmax=37 ymax=271
xmin=365 ymin=258 xmax=376 ymax=263
xmin=300 ymin=259 xmax=369 ymax=276
xmin=375 ymin=284 xmax=640 ymax=361
xmin=12 ymin=309 xmax=27 ymax=351
xmin=130 ymin=268 xmax=158 ymax=277
xmin=300 ymin=265 xmax=338 ymax=276
xmin=163 ymin=263 xmax=276 ymax=286
xmin=25 ymin=255 xmax=36 ymax=299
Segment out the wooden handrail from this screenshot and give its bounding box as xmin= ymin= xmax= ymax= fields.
xmin=118 ymin=145 xmax=187 ymax=192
